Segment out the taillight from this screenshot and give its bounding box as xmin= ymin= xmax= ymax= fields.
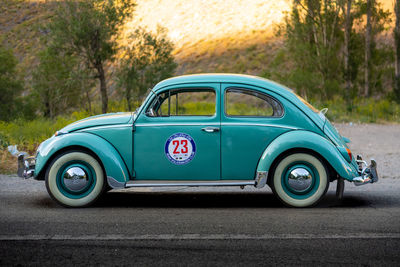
xmin=346 ymin=148 xmax=352 ymax=161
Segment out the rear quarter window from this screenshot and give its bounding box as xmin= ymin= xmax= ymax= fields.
xmin=225 ymin=88 xmax=284 ymax=117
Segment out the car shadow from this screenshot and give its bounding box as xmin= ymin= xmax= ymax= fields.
xmin=91 ymin=190 xmax=374 ymax=209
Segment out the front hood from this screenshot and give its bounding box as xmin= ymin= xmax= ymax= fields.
xmin=60 ymin=112 xmax=133 ymax=133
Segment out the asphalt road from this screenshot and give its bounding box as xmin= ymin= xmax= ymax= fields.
xmin=1 ymin=174 xmax=399 ymax=266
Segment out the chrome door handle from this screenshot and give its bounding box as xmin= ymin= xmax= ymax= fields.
xmin=201 ymin=127 xmax=220 ymax=133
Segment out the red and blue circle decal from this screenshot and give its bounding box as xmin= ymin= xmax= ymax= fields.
xmin=165 ymin=133 xmax=196 ymax=165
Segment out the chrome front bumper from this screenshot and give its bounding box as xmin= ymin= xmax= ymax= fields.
xmin=17 ymin=154 xmax=35 ymax=179
xmin=353 ymin=155 xmax=379 ymax=186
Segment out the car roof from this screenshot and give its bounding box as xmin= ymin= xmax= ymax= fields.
xmin=153 ymin=73 xmax=294 ymax=98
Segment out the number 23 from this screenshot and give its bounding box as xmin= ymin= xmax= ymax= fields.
xmin=172 ymin=139 xmax=188 ymax=154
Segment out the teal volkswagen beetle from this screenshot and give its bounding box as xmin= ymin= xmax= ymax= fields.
xmin=18 ymin=74 xmax=378 ymax=208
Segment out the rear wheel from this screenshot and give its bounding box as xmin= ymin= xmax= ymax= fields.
xmin=271 ymin=153 xmax=329 ymax=207
xmin=45 ymin=151 xmax=105 ymax=207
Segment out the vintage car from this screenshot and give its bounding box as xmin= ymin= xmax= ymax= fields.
xmin=18 ymin=74 xmax=378 ymax=208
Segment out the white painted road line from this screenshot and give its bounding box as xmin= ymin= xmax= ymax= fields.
xmin=1 ymin=233 xmax=400 ymax=241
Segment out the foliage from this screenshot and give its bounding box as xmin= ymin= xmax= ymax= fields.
xmin=32 ymin=47 xmax=91 ymax=118
xmin=268 ymin=0 xmax=393 ymax=101
xmin=311 ymin=97 xmax=400 ymax=123
xmin=353 ymin=0 xmax=393 ymax=97
xmin=395 ymin=0 xmax=400 ymax=103
xmin=0 ymin=45 xmax=24 ymax=121
xmin=0 ymin=111 xmax=91 ymax=152
xmin=277 ymin=0 xmax=345 ymax=99
xmin=47 ymin=0 xmax=136 ymax=113
xmin=117 ymin=27 xmax=177 ymax=110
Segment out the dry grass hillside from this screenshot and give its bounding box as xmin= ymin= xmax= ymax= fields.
xmin=0 ymin=0 xmax=291 ymax=78
xmin=125 ymin=0 xmax=291 ymax=74
xmin=0 ymin=0 xmax=395 ymax=80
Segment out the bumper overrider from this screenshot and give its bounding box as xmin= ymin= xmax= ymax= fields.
xmin=353 ymin=155 xmax=379 ymax=186
xmin=17 ymin=154 xmax=35 ymax=179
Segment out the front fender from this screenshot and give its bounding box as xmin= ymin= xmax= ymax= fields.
xmin=35 ymin=133 xmax=129 ymax=183
xmin=256 ymin=130 xmax=359 ymax=181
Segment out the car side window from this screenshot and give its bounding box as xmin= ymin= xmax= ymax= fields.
xmin=146 ymin=88 xmax=216 ymax=117
xmin=225 ymin=87 xmax=283 ymax=117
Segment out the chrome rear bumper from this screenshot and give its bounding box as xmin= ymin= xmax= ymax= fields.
xmin=17 ymin=154 xmax=35 ymax=179
xmin=353 ymin=155 xmax=378 ymax=186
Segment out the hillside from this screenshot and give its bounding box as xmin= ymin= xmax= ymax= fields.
xmin=0 ymin=0 xmax=289 ymax=78
xmin=0 ymin=0 xmax=395 ymax=83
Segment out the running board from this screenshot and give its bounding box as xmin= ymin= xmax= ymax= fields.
xmin=124 ymin=180 xmax=256 ymax=188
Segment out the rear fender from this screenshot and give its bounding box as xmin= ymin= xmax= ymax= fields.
xmin=256 ymin=130 xmax=359 ymax=181
xmin=35 ymin=133 xmax=129 ymax=184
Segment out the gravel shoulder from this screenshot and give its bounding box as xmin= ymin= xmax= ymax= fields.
xmin=335 ymin=123 xmax=400 ymax=179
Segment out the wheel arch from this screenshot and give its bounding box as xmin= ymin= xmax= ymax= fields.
xmin=35 ymin=133 xmax=129 ymax=184
xmin=256 ymin=130 xmax=358 ymax=183
xmin=35 ymin=145 xmax=104 ymax=180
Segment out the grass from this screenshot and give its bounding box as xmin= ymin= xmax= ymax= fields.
xmin=0 ymin=111 xmax=90 ymax=174
xmin=311 ymin=97 xmax=400 ymax=123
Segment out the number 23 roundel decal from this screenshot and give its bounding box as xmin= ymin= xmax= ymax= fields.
xmin=165 ymin=133 xmax=196 ymax=165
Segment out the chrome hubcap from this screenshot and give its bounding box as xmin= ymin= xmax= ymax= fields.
xmin=63 ymin=167 xmax=89 ymax=192
xmin=287 ymin=167 xmax=313 ymax=192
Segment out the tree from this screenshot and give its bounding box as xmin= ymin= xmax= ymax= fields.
xmin=0 ymin=46 xmax=23 ymax=121
xmin=267 ymin=0 xmax=392 ymax=101
xmin=32 ymin=47 xmax=87 ymax=118
xmin=343 ymin=0 xmax=353 ymax=101
xmin=273 ymin=0 xmax=345 ymax=99
xmin=364 ymin=0 xmax=372 ymax=97
xmin=117 ymin=27 xmax=177 ymax=110
xmin=395 ymin=0 xmax=400 ymax=102
xmin=47 ymin=0 xmax=135 ymax=113
xmin=356 ymin=0 xmax=392 ymax=97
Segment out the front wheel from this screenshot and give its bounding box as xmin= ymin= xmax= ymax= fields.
xmin=271 ymin=153 xmax=329 ymax=207
xmin=45 ymin=151 xmax=105 ymax=207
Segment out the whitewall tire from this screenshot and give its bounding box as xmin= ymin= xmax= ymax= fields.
xmin=271 ymin=153 xmax=329 ymax=207
xmin=45 ymin=151 xmax=105 ymax=207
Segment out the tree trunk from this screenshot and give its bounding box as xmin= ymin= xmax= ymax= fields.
xmin=395 ymin=0 xmax=400 ymax=102
xmin=96 ymin=62 xmax=108 ymax=114
xmin=86 ymin=89 xmax=92 ymax=113
xmin=364 ymin=0 xmax=372 ymax=97
xmin=344 ymin=0 xmax=352 ymax=101
xmin=126 ymin=87 xmax=132 ymax=111
xmin=44 ymin=99 xmax=50 ymax=118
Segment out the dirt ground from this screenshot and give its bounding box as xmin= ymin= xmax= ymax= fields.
xmin=335 ymin=123 xmax=400 ymax=179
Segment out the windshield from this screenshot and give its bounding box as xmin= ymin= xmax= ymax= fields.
xmin=134 ymin=88 xmax=155 ymax=115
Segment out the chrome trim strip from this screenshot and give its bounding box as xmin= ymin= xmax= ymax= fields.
xmin=135 ymin=123 xmax=220 ymax=127
xmin=78 ymin=124 xmax=133 ymax=131
xmin=221 ymin=123 xmax=298 ymax=130
xmin=134 ymin=123 xmax=297 ymax=130
xmin=125 ymin=180 xmax=256 ymax=188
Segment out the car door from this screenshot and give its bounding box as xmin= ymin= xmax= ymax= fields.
xmin=221 ymin=83 xmax=289 ymax=180
xmin=133 ymin=83 xmax=221 ymax=180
